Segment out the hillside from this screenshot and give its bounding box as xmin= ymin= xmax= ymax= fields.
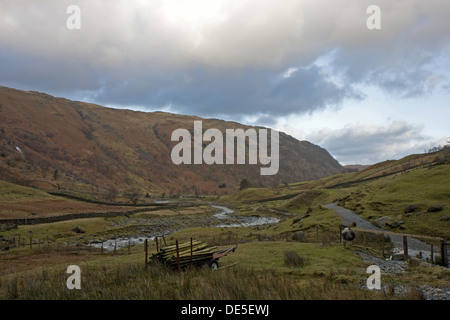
xmin=224 ymin=146 xmax=450 ymax=239
xmin=0 ymin=144 xmax=449 ymax=301
xmin=0 ymin=86 xmax=343 ymax=199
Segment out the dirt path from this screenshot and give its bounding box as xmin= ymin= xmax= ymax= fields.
xmin=324 ymin=202 xmax=434 ymax=260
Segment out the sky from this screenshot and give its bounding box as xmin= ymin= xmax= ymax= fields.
xmin=1 ymin=0 xmax=449 ymax=165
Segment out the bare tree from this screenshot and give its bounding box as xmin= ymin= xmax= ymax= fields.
xmin=106 ymin=186 xmax=119 ymax=203
xmin=125 ymin=188 xmax=140 ymax=204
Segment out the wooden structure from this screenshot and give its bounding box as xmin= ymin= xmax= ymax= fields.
xmin=145 ymin=237 xmax=237 ymax=271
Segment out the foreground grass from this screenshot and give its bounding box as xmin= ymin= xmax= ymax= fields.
xmin=1 ymin=239 xmax=439 ymax=300
xmin=0 ymin=259 xmax=412 ymax=300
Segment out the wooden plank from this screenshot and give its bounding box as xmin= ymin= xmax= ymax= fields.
xmin=217 ymin=262 xmax=239 ymax=270
xmin=157 ymin=243 xmax=209 ymax=259
xmin=161 ymin=240 xmax=203 ymax=251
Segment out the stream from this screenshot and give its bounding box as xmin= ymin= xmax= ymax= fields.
xmin=212 ymin=205 xmax=280 ymax=228
xmin=91 ymin=204 xmax=280 ymax=251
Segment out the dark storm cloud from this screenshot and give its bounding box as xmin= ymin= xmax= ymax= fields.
xmin=1 ymin=0 xmax=449 ymax=125
xmin=89 ymin=64 xmax=361 ymax=123
xmin=332 ymin=47 xmax=448 ymax=100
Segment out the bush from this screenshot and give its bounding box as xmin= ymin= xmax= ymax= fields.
xmin=284 ymin=250 xmax=308 ymax=268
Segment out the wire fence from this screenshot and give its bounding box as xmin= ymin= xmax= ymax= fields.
xmin=0 ymin=235 xmax=137 ymax=255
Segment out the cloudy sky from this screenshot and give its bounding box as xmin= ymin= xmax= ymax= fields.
xmin=1 ymin=0 xmax=449 ymax=165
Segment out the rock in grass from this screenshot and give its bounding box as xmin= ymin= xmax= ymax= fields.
xmin=428 ymin=204 xmax=443 ymax=212
xmin=292 ymin=231 xmax=306 ymax=241
xmin=373 ymin=216 xmax=395 ymax=228
xmin=405 ymin=204 xmax=417 ymax=213
xmin=72 ymin=226 xmax=85 ymax=234
xmin=373 ymin=216 xmax=402 ymax=229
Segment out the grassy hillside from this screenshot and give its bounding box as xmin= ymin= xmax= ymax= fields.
xmin=0 ymin=86 xmax=343 ymax=198
xmin=339 ymin=163 xmax=450 ymax=239
xmin=222 ymin=147 xmax=450 ymax=240
xmin=0 ymin=180 xmax=56 ymax=201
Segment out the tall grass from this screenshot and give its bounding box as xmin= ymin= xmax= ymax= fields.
xmin=284 ymin=251 xmax=308 ymax=267
xmin=0 ymin=262 xmax=418 ymax=300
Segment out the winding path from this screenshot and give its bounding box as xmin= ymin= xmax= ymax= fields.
xmin=324 ymin=202 xmax=434 ymax=260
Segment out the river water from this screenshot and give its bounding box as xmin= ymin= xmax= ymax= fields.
xmin=212 ymin=205 xmax=280 ymax=228
xmin=91 ymin=205 xmax=280 ymax=251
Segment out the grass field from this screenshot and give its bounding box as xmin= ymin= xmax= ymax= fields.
xmin=1 ymin=154 xmax=449 ymax=300
xmin=0 ymin=239 xmax=436 ymax=300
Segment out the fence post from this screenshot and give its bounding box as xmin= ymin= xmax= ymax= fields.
xmin=176 ymin=240 xmax=180 ymax=272
xmin=403 ymin=236 xmax=408 ymax=259
xmin=144 ymin=239 xmax=148 ymax=265
xmin=430 ymin=244 xmax=434 ymax=264
xmin=190 ymin=237 xmax=193 ymax=265
xmin=441 ymin=240 xmax=448 ymax=268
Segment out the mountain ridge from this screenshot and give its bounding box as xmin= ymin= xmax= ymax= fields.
xmin=0 ymin=86 xmax=344 ymax=198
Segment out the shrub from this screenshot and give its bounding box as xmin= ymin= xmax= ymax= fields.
xmin=284 ymin=250 xmax=308 ymax=268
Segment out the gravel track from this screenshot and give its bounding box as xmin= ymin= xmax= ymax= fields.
xmin=324 ymin=202 xmax=433 ymax=259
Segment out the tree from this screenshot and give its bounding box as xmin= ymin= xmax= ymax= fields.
xmin=125 ymin=188 xmax=140 ymax=204
xmin=53 ymin=169 xmax=59 ymax=181
xmin=239 ymin=179 xmax=250 ymax=190
xmin=106 ymin=186 xmax=118 ymax=203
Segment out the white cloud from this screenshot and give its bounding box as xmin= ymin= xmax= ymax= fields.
xmin=303 ymin=121 xmax=447 ymax=165
xmin=1 ymin=0 xmax=449 ymax=165
xmin=282 ymin=67 xmax=298 ymax=79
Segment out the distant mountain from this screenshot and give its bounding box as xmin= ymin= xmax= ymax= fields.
xmin=343 ymin=164 xmax=371 ymax=172
xmin=0 ymin=86 xmax=343 ymax=199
